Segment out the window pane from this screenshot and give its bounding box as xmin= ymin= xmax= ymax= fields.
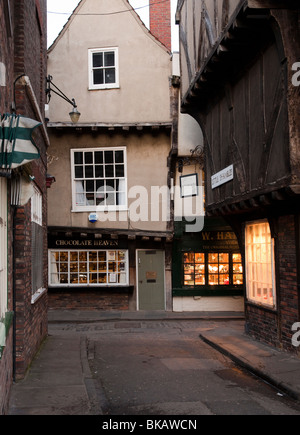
xmin=209 ymin=274 xmax=219 ymax=285
xmin=233 ymin=263 xmax=243 ymax=273
xmin=115 ymin=165 xmax=124 ymax=178
xmin=99 ymin=274 xmax=107 ymax=284
xmin=95 ymin=165 xmax=104 ymax=178
xmin=195 ymin=274 xmax=205 ymax=285
xmin=93 ymin=53 xmax=103 ymax=68
xmin=219 ymin=253 xmax=229 ymax=263
xmin=105 ymin=69 xmax=116 ymax=84
xmin=105 ymin=151 xmax=114 ymax=164
xmin=84 ymin=153 xmax=93 ymax=164
xmin=115 ymin=151 xmax=124 ymax=163
xmin=233 ymin=253 xmax=242 ymax=263
xmin=105 ymin=165 xmax=114 ymax=178
xmin=86 ymin=180 xmax=95 ymax=192
xmin=219 ymin=275 xmax=230 ymax=285
xmin=94 ymin=69 xmax=104 ymax=85
xmin=233 ymin=274 xmax=243 ymax=285
xmin=104 ymin=52 xmax=115 ymax=66
xmin=85 ymin=166 xmax=94 ymax=178
xmin=75 ymin=166 xmax=84 ymax=179
xmin=184 ymin=253 xmax=194 ymax=263
xmin=208 ymin=253 xmax=218 ymax=263
xmin=74 ymin=152 xmax=83 ymax=165
xmin=195 ymin=253 xmax=205 ymax=263
xmin=95 ymin=152 xmax=103 ymax=164
xmin=98 ymin=251 xmax=106 ymax=262
xmin=60 ymin=274 xmax=68 ymax=284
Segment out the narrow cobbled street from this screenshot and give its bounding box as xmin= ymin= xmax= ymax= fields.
xmin=46 ymin=318 xmax=300 ymax=416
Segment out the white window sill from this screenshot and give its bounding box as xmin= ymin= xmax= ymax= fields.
xmin=31 ymin=287 xmax=47 ymax=305
xmin=89 ymin=85 xmax=120 ymax=91
xmin=71 ymin=207 xmax=128 ymax=213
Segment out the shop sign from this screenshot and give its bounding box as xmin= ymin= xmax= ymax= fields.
xmin=48 ymin=236 xmax=128 ymax=250
xmin=211 ymin=165 xmax=233 ymax=189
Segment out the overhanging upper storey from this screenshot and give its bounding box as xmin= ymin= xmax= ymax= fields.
xmin=177 ymin=0 xmax=299 ymax=113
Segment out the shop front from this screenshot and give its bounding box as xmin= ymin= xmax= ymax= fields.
xmin=48 ymin=230 xmax=172 ymax=311
xmin=172 ymin=217 xmax=244 ymax=312
xmin=48 ymin=232 xmax=132 ymax=310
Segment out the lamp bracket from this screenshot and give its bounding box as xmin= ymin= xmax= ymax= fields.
xmin=46 ymin=75 xmax=77 ymax=108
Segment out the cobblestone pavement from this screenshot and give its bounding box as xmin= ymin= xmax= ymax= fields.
xmin=49 ymin=319 xmax=300 ymax=416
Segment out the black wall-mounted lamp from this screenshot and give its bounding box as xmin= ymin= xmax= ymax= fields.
xmin=46 ymin=75 xmax=81 ymax=123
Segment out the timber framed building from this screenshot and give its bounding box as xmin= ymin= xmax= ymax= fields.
xmin=176 ymin=0 xmax=300 ymax=351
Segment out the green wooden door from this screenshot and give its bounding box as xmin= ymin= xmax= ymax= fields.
xmin=137 ymin=250 xmax=165 ymax=311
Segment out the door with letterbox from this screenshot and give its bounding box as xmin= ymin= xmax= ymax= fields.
xmin=137 ymin=250 xmax=165 ymax=310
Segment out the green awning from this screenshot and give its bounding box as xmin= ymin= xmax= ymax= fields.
xmin=0 ymin=113 xmax=41 ymax=174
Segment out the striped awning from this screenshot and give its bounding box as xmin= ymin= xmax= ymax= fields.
xmin=0 ymin=113 xmax=41 ymax=175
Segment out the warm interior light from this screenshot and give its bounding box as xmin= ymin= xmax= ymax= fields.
xmin=69 ymin=107 xmax=81 ymax=123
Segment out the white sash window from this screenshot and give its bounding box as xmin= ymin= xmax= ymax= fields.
xmin=71 ymin=147 xmax=127 ymax=212
xmin=31 ymin=185 xmax=45 ymax=300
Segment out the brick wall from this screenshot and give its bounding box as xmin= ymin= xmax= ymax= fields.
xmin=0 ymin=0 xmax=15 ymax=415
xmin=245 ymin=214 xmax=300 ymax=353
xmin=48 ymin=290 xmax=129 ymax=311
xmin=0 ymin=0 xmax=48 ymax=412
xmin=149 ymin=0 xmax=171 ymax=51
xmin=277 ymin=215 xmax=299 ymax=351
xmin=13 ymin=0 xmax=48 ymax=381
xmin=14 ymin=203 xmax=48 ymax=379
xmin=0 ymin=331 xmax=13 ymax=415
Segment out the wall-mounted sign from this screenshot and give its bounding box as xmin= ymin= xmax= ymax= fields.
xmin=89 ymin=213 xmax=98 ymax=223
xmin=48 ymin=235 xmax=128 ymax=250
xmin=211 ymin=165 xmax=234 ymax=189
xmin=180 ymin=173 xmax=198 ymax=197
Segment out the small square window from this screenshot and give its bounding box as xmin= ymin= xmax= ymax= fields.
xmin=89 ymin=48 xmax=119 ymax=90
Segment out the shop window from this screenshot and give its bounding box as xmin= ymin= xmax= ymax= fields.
xmin=183 ymin=252 xmax=243 ymax=287
xmin=232 ymin=253 xmax=244 ymax=285
xmin=208 ymin=253 xmax=229 ymax=285
xmin=184 ymin=253 xmax=205 ymax=286
xmin=49 ymin=250 xmax=129 ymax=286
xmin=245 ymin=220 xmax=276 ymax=308
xmin=71 ymin=147 xmax=127 ymax=212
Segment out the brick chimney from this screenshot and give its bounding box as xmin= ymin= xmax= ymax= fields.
xmin=149 ymin=0 xmax=171 ymax=52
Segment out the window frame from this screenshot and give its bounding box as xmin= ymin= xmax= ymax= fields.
xmin=71 ymin=147 xmax=128 ymax=213
xmin=183 ymin=251 xmax=243 ymax=289
xmin=48 ymin=249 xmax=129 ymax=287
xmin=31 ymin=184 xmax=45 ymax=300
xmin=245 ymin=219 xmax=277 ymax=309
xmin=88 ymin=47 xmax=119 ymax=90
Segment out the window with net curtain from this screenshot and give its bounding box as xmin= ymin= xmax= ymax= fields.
xmin=71 ymin=147 xmax=127 ymax=212
xmin=245 ymin=220 xmax=276 ymax=308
